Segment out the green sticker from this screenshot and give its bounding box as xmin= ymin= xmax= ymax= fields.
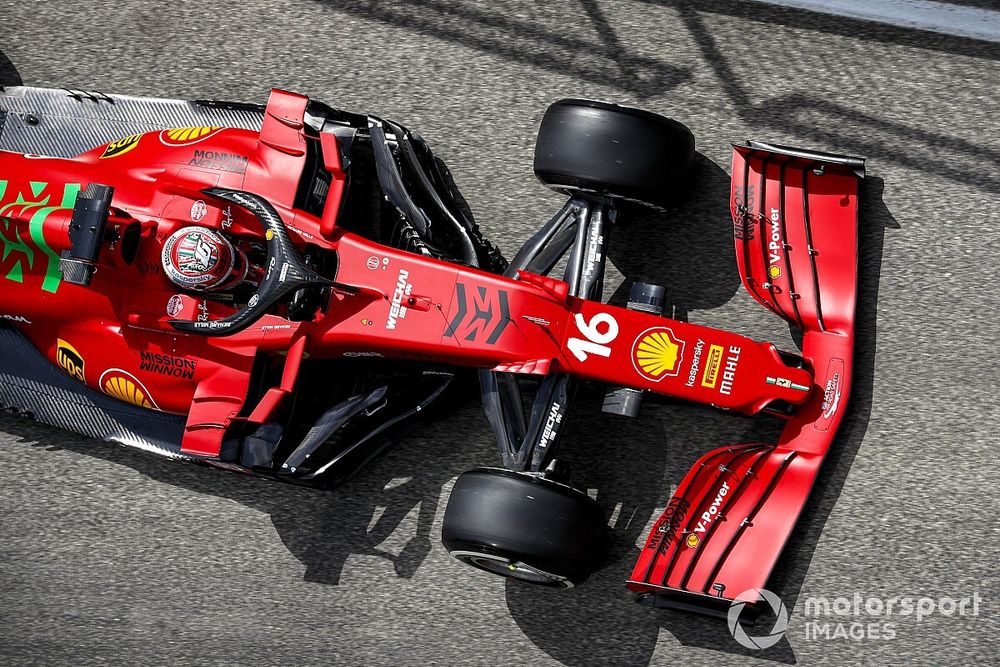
xmin=0 ymin=180 xmax=81 ymax=293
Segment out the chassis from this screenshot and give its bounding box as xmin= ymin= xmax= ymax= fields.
xmin=0 ymin=86 xmax=864 ymax=615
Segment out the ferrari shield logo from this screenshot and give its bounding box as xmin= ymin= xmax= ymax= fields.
xmin=632 ymin=327 xmax=685 ymax=382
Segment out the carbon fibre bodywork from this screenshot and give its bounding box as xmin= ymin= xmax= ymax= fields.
xmin=0 ymin=86 xmax=264 ymax=157
xmin=0 ymin=326 xmax=187 ymax=457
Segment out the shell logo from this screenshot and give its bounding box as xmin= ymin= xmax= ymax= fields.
xmin=632 ymin=326 xmax=685 ymax=382
xmin=159 ymin=126 xmax=223 ymax=146
xmin=100 ymin=133 xmax=142 ymax=159
xmin=99 ymin=369 xmax=158 ymax=410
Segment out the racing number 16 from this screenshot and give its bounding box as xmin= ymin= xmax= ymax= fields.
xmin=568 ymin=312 xmax=619 ymax=362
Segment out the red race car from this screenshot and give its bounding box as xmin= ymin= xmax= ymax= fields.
xmin=0 ymin=86 xmax=863 ymax=616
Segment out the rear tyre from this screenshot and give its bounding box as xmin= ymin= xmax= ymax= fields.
xmin=442 ymin=468 xmax=608 ymax=587
xmin=533 ymin=98 xmax=695 ymax=210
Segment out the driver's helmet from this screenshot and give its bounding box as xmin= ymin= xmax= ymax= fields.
xmin=161 ymin=226 xmax=248 ymax=291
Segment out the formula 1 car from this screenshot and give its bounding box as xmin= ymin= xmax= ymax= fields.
xmin=0 ymin=85 xmax=863 ymax=616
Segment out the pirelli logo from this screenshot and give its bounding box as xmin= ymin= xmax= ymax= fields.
xmin=700 ymin=344 xmax=724 ymax=389
xmin=56 ymin=339 xmax=86 ymax=383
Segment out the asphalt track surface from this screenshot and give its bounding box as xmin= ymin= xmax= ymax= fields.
xmin=1 ymin=1 xmax=998 ymax=665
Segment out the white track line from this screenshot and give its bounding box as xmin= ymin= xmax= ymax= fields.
xmin=750 ymin=0 xmax=1000 ymax=43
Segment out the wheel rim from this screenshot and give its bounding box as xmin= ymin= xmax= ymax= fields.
xmin=450 ymin=550 xmax=575 ymax=588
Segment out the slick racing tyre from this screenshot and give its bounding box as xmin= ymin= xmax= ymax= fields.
xmin=533 ymin=98 xmax=695 ymax=210
xmin=442 ymin=468 xmax=608 ymax=587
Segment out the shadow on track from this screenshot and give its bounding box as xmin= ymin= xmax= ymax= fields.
xmin=605 ymin=153 xmax=741 ymax=316
xmin=673 ymin=6 xmax=1000 ymax=193
xmin=656 ymin=0 xmax=1000 ymax=63
xmin=0 ymin=375 xmax=491 ymax=587
xmin=316 ymin=0 xmax=690 ymax=98
xmin=314 ymin=0 xmax=999 ymax=191
xmin=0 ymin=49 xmax=23 ymax=88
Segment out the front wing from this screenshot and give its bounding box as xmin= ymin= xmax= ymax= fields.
xmin=628 ymin=142 xmax=865 ymax=616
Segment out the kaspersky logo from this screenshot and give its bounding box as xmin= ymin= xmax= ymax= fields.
xmin=632 ymin=327 xmax=685 ymax=382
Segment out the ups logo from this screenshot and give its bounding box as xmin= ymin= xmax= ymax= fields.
xmin=100 ymin=134 xmax=141 ymax=159
xmin=56 ymin=339 xmax=86 ymax=383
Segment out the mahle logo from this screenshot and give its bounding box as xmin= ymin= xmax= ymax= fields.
xmin=728 ymin=588 xmax=789 ymax=650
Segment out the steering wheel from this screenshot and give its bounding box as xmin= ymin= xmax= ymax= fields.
xmin=169 ymin=187 xmax=349 ymax=336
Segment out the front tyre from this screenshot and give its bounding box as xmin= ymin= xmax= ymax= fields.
xmin=442 ymin=468 xmax=608 ymax=587
xmin=533 ymin=98 xmax=695 ymax=210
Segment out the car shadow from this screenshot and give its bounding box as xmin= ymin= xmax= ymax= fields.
xmin=0 ymin=48 xmax=23 ymax=88
xmin=604 ymin=152 xmax=740 ymax=317
xmin=504 ymin=176 xmax=896 ymax=665
xmin=0 ymin=373 xmax=494 ymax=588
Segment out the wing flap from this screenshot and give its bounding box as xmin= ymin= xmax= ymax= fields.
xmin=731 ymin=141 xmax=864 ymax=334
